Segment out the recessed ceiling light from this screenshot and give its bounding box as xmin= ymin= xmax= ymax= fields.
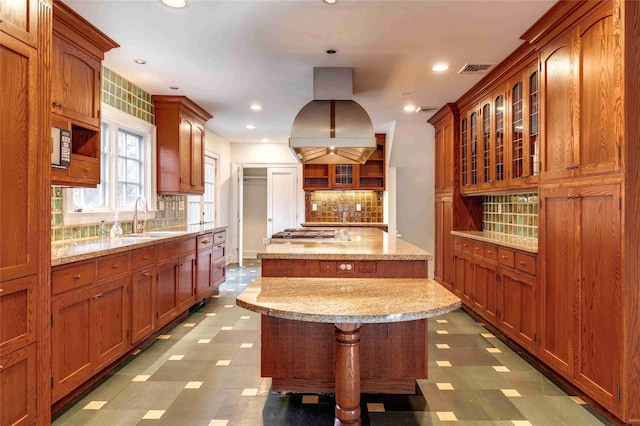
xmin=262 ymin=138 xmax=269 ymax=143
xmin=246 ymin=124 xmax=255 ymax=130
xmin=403 ymin=105 xmax=417 ymax=112
xmin=323 ymin=0 xmax=337 ymax=4
xmin=159 ymin=0 xmax=188 ymax=8
xmin=169 ymin=86 xmax=179 ymax=90
xmin=250 ymin=104 xmax=262 ymax=111
xmin=134 ymin=59 xmax=147 ymax=65
xmin=432 ymin=64 xmax=449 ymax=72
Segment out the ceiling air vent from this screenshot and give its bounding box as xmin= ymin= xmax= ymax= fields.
xmin=415 ymin=106 xmax=439 ymax=114
xmin=458 ymin=64 xmax=494 ymax=75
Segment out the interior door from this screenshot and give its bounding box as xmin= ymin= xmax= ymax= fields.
xmin=267 ymin=167 xmax=298 ymax=237
xmin=237 ymin=165 xmax=243 ymax=268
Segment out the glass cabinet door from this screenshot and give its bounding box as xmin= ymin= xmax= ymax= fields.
xmin=529 ymin=70 xmax=539 ymax=177
xmin=494 ymin=94 xmax=505 ymax=185
xmin=470 ymin=111 xmax=478 ymax=185
xmin=333 ymin=164 xmax=354 ymax=187
xmin=482 ymin=102 xmax=491 ymax=185
xmin=511 ymin=82 xmax=524 ymax=179
xmin=461 ymin=117 xmax=468 ymax=187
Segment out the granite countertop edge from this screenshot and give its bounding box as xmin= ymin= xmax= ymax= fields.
xmin=257 ymin=253 xmax=431 ymax=261
xmin=450 ymin=230 xmax=538 ymax=254
xmin=52 ymin=225 xmax=228 ymax=267
xmin=301 ymin=222 xmax=388 ymax=228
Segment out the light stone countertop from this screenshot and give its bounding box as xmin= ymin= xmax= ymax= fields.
xmin=450 ymin=230 xmax=538 ymax=253
xmin=259 ymin=227 xmax=432 ymax=261
xmin=301 ymin=222 xmax=388 ymax=228
xmin=51 ymin=224 xmax=227 ymax=267
xmin=236 ymin=277 xmax=461 ymax=324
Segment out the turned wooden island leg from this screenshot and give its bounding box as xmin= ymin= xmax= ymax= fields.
xmin=334 ymin=322 xmax=362 ymax=426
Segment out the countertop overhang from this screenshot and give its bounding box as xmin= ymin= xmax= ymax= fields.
xmin=236 ymin=277 xmax=461 ymax=324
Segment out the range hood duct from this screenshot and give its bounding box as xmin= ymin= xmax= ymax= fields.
xmin=289 ymin=67 xmax=376 ymax=165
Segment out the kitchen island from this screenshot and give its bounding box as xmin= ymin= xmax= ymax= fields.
xmin=237 ymin=276 xmax=460 ymax=425
xmin=257 ymin=227 xmax=436 ymax=395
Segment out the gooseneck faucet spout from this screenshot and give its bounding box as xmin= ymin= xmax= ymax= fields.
xmin=132 ymin=195 xmax=148 ymax=234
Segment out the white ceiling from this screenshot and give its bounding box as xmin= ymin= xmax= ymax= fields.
xmin=64 ymin=0 xmax=555 ymax=145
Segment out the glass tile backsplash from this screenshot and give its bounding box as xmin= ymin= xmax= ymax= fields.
xmin=51 ymin=188 xmax=186 ymax=242
xmin=305 ymin=191 xmax=383 ymax=223
xmin=102 ymin=66 xmax=154 ymax=124
xmin=483 ymin=193 xmax=538 ymax=238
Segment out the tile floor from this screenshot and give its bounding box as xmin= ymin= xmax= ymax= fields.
xmin=53 ymin=260 xmax=612 ymax=425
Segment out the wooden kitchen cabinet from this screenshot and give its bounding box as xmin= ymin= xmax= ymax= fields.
xmin=0 ymin=33 xmax=39 ymax=283
xmin=212 ymin=228 xmax=227 ymax=290
xmin=156 ymin=237 xmax=196 ymax=328
xmin=130 ymin=266 xmax=156 ymax=345
xmin=302 ymin=134 xmax=386 ymax=191
xmin=473 ymin=256 xmax=499 ymax=326
xmin=433 ymin=197 xmax=453 ymax=290
xmin=0 ymin=0 xmax=37 ymax=48
xmin=51 ymin=253 xmax=130 ymax=402
xmin=153 ymin=96 xmax=213 ymax=195
xmin=0 ymin=343 xmax=36 ymax=426
xmin=539 ymin=5 xmax=621 ymax=182
xmin=50 ymin=0 xmax=118 ymax=187
xmin=498 ymin=268 xmax=536 ymax=352
xmin=195 ymin=233 xmax=214 ymax=301
xmin=429 ymin=104 xmax=458 ymax=195
xmin=539 ymin=183 xmax=622 ymax=413
xmin=0 ymin=275 xmax=36 ymax=357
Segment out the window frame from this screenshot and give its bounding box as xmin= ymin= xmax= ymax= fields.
xmin=64 ymin=104 xmax=157 ymax=225
xmin=187 ymin=151 xmax=218 ymax=226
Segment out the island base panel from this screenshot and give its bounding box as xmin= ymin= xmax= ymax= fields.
xmin=262 ymin=316 xmax=427 ymax=394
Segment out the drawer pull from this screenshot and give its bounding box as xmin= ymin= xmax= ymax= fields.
xmin=142 ymin=256 xmax=148 ymax=261
xmin=474 ymin=247 xmax=480 ymax=251
xmin=487 ymin=250 xmax=493 ymax=254
xmin=520 ymin=261 xmax=526 ymax=266
xmin=143 ymin=272 xmax=150 ymax=277
xmin=463 ymin=243 xmax=468 ymax=247
xmin=200 ymin=240 xmax=211 ymax=244
xmin=501 ymin=255 xmax=508 ymax=260
xmin=84 ymin=168 xmax=90 ymax=173
xmin=74 ymin=274 xmax=81 ymax=280
xmin=0 ymin=288 xmax=3 ymax=294
xmin=92 ymin=293 xmax=103 ymax=300
xmin=112 ymin=264 xmax=119 ymax=269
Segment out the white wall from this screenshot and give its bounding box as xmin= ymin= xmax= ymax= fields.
xmin=388 ymin=121 xmax=435 ymax=278
xmin=231 ymin=143 xmax=299 ymax=165
xmin=242 ymin=176 xmax=268 ymax=258
xmin=205 ymin=130 xmax=232 ymax=228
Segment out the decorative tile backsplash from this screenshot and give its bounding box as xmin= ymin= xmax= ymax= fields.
xmin=483 ymin=193 xmax=538 ymax=238
xmin=305 ymin=191 xmax=384 ymax=223
xmin=51 ymin=188 xmax=186 ymax=242
xmin=102 ymin=66 xmax=155 ymax=124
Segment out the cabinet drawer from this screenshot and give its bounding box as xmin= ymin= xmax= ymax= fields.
xmin=132 ymin=247 xmax=156 ymax=271
xmin=461 ymin=239 xmax=473 ymax=254
xmin=453 ymin=237 xmax=463 ymax=252
xmin=213 ymin=244 xmax=225 ymax=263
xmin=498 ymin=248 xmax=515 ymax=268
xmin=52 ymin=261 xmax=96 ymax=295
xmin=515 ymin=253 xmax=536 ymax=275
xmin=68 ymin=156 xmax=100 ymax=181
xmin=212 ymin=263 xmax=225 ymax=283
xmin=483 ymin=244 xmax=498 ymax=262
xmin=214 ymin=229 xmax=227 ymax=244
xmin=0 ymin=275 xmax=36 ymax=355
xmin=357 ymin=261 xmax=377 ymax=274
xmin=158 ymin=238 xmax=195 ymax=261
xmin=197 ymin=233 xmax=214 ymax=250
xmin=97 ymin=253 xmax=130 ymax=281
xmin=472 ymin=242 xmax=484 ymax=257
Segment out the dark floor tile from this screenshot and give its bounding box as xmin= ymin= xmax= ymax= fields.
xmin=147 ymin=359 xmax=214 ymax=382
xmin=104 ymin=381 xmax=185 ymax=410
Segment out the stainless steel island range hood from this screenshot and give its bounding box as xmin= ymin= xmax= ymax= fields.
xmin=289 ymin=67 xmax=376 ymax=165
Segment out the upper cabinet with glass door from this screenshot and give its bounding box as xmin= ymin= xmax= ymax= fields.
xmin=508 ymin=62 xmax=539 ymax=189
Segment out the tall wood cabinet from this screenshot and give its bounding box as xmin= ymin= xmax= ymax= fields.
xmin=49 ymin=0 xmax=118 ymax=188
xmin=153 ymin=95 xmax=213 ymax=195
xmin=1 ymin=0 xmax=51 ymax=423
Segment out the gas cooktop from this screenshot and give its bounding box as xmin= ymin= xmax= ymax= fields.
xmin=270 ymin=228 xmax=336 ymax=239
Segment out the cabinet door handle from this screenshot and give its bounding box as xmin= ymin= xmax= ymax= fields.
xmin=519 ymin=261 xmax=526 ymax=266
xmin=475 ymin=247 xmax=480 ymax=251
xmin=142 ymin=256 xmax=148 ymax=261
xmin=143 ymin=272 xmax=150 ymax=277
xmin=112 ymin=264 xmax=119 ymax=269
xmin=0 ymin=288 xmax=3 ymax=294
xmin=566 ymin=164 xmax=579 ymax=170
xmin=84 ymin=168 xmax=90 ymax=173
xmin=74 ymin=274 xmax=81 ymax=280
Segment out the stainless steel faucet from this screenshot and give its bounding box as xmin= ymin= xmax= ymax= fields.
xmin=132 ymin=195 xmax=147 ymax=233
